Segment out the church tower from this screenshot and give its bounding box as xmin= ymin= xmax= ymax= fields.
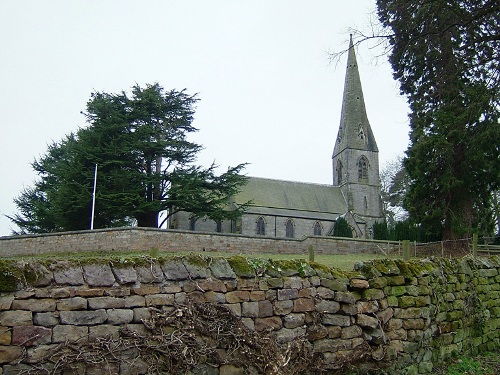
xmin=332 ymin=36 xmax=383 ymax=237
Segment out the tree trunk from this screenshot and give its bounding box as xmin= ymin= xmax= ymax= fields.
xmin=136 ymin=211 xmax=159 ymax=228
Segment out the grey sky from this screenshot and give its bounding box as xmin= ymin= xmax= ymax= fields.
xmin=0 ymin=1 xmax=409 ymax=236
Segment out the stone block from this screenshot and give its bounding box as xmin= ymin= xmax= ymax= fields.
xmin=283 ymin=313 xmax=305 ymax=329
xmin=273 ymin=300 xmax=294 ymax=315
xmin=254 ymin=316 xmax=282 ymax=332
xmin=12 ymin=325 xmax=52 ymax=346
xmin=241 ymin=301 xmax=259 ymax=318
xmin=209 ymin=258 xmax=236 ymax=279
xmin=315 ymin=300 xmax=340 ymax=314
xmin=316 ymin=286 xmax=335 ymax=300
xmin=82 ymin=263 xmax=115 ymax=286
xmin=356 ymin=300 xmax=379 ymax=314
xmin=11 ymin=298 xmax=56 ymax=312
xmin=50 ymin=287 xmax=74 ymax=298
xmin=356 ymin=314 xmax=379 ymax=329
xmin=403 ymin=318 xmax=425 ymax=330
xmin=198 ymin=279 xmax=227 ymax=293
xmin=277 ymin=288 xmax=298 ymax=301
xmin=204 ymin=291 xmax=226 ymax=304
xmin=107 ymin=288 xmax=131 ymax=298
xmin=225 ymin=291 xmax=250 ymax=303
xmin=249 ymin=290 xmax=266 ymax=301
xmin=223 ymin=303 xmax=241 ymax=317
xmin=161 ymin=259 xmax=189 ymax=280
xmin=340 ymin=303 xmax=357 ymax=315
xmin=106 ymin=309 xmax=134 ymax=325
xmin=0 ymin=345 xmax=23 ymax=364
xmin=283 ymin=276 xmax=303 ymax=289
xmin=183 ymin=260 xmax=211 ymax=279
xmin=369 ymin=277 xmax=387 ymax=289
xmin=275 ymin=326 xmax=306 ymax=343
xmin=133 ymin=307 xmax=151 ymax=323
xmin=76 ymin=288 xmax=105 ymax=297
xmin=25 ymin=344 xmax=58 ymax=364
xmin=335 ymin=291 xmax=357 ymax=304
xmin=52 ymin=264 xmax=84 ymax=285
xmin=124 ymin=295 xmax=145 ymax=308
xmin=363 ymin=288 xmax=385 ymax=300
xmin=293 ymin=298 xmax=315 ymax=312
xmin=52 ymin=325 xmax=88 ymax=343
xmin=187 ymin=291 xmax=205 ymax=304
xmin=132 ymin=285 xmax=161 ymax=296
xmin=349 ymin=278 xmax=369 ymax=289
xmin=161 ymin=283 xmax=182 ymax=294
xmin=322 ymin=314 xmax=351 ymax=327
xmin=88 ymin=297 xmax=125 ymax=310
xmin=56 ymin=297 xmax=88 ymax=311
xmin=89 ymin=324 xmax=120 ymax=340
xmin=111 ymin=266 xmax=138 ymax=284
xmin=387 ymin=328 xmax=407 ymax=340
xmin=0 ymin=327 xmax=10 ymax=345
xmin=33 ymin=312 xmax=59 ymax=327
xmin=59 ymin=309 xmax=107 ymax=325
xmin=266 ymin=278 xmax=284 ymax=289
xmin=258 ymin=300 xmax=273 ymax=318
xmin=341 ymin=325 xmax=362 ymax=339
xmin=135 ymin=263 xmax=164 ymax=283
xmin=0 ymin=297 xmax=14 ymax=311
xmin=376 ymin=308 xmax=394 ymax=325
xmin=314 ymin=338 xmax=352 ymax=353
xmin=307 ymin=325 xmax=328 ymax=340
xmin=320 ymin=279 xmax=348 ymax=292
xmin=0 ymin=310 xmax=32 ymax=326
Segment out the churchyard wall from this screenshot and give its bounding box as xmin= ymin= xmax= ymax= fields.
xmin=0 ymin=227 xmax=401 ymax=258
xmin=0 ymin=254 xmax=499 ymax=374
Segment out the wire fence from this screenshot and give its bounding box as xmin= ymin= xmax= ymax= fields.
xmin=383 ymin=236 xmax=500 ymax=259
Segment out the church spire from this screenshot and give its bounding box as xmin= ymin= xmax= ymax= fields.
xmin=333 ymin=35 xmax=378 ymax=157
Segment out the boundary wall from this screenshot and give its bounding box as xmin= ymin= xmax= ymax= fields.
xmin=0 ymin=227 xmax=401 ymax=258
xmin=0 ymin=254 xmax=499 ymax=374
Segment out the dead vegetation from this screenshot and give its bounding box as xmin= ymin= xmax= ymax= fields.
xmin=21 ymin=302 xmax=324 ymax=374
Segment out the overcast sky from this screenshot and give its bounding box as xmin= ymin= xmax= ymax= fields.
xmin=0 ymin=1 xmax=410 ymax=236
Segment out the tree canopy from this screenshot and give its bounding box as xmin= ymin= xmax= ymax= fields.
xmin=9 ymin=83 xmax=249 ymax=234
xmin=376 ymin=0 xmax=500 ymax=241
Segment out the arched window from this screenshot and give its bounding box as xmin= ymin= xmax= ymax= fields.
xmin=256 ymin=217 xmax=266 ymax=235
xmin=358 ymin=156 xmax=368 ymax=181
xmin=285 ymin=219 xmax=294 ymax=238
xmin=216 ymin=220 xmax=222 ymax=233
xmin=336 ymin=160 xmax=343 ymax=185
xmin=313 ymin=221 xmax=322 ymax=236
xmin=189 ymin=216 xmax=196 ymax=231
xmin=364 ymin=196 xmax=368 ymax=213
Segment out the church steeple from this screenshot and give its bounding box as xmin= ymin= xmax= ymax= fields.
xmin=333 ymin=35 xmax=378 ymax=156
xmin=331 ymin=35 xmax=383 ymax=238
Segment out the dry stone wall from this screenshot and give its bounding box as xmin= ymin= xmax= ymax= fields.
xmin=0 ymin=255 xmax=499 ymax=374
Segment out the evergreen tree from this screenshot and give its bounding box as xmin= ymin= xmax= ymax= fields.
xmin=376 ymin=0 xmax=500 ymax=241
xmin=10 ymin=83 xmax=249 ymax=233
xmin=333 ymin=217 xmax=353 ymax=238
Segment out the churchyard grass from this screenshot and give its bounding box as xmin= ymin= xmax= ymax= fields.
xmin=5 ymin=251 xmax=398 ymax=271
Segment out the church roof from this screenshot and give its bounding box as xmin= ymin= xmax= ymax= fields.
xmin=333 ymin=35 xmax=378 ymax=157
xmin=233 ymin=177 xmax=347 ymax=216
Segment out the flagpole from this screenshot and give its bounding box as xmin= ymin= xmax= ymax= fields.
xmin=90 ymin=164 xmax=97 ymax=230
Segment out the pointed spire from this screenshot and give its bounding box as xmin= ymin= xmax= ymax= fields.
xmin=333 ymin=35 xmax=378 ymax=156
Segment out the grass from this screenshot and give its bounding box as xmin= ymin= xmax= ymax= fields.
xmin=434 ymin=353 xmax=500 ymax=375
xmin=2 ymin=250 xmax=398 ymax=271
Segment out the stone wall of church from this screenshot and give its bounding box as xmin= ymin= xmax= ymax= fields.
xmin=0 ymin=227 xmax=400 ymax=259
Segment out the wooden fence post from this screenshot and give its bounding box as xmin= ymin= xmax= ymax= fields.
xmin=472 ymin=233 xmax=478 ymax=257
xmin=308 ymin=245 xmax=315 ymax=262
xmin=403 ymin=240 xmax=410 ymax=261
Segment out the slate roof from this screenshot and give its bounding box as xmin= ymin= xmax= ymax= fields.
xmin=233 ymin=177 xmax=347 ymax=218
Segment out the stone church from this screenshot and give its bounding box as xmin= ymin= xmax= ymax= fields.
xmin=170 ymin=37 xmax=384 ymax=238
